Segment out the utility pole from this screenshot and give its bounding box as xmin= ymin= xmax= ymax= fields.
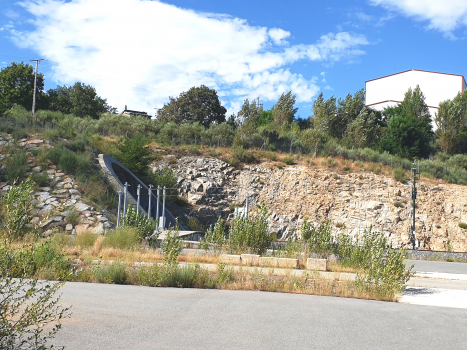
xmin=411 ymin=162 xmax=419 ymax=249
xmin=30 ymin=59 xmax=45 ymax=124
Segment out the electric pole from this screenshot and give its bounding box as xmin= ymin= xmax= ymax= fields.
xmin=30 ymin=59 xmax=45 ymax=124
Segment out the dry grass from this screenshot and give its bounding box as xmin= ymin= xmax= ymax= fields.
xmin=327 ymin=262 xmax=360 ymax=273
xmin=218 ymin=271 xmax=396 ymax=301
xmin=177 ymin=253 xmax=220 ymax=264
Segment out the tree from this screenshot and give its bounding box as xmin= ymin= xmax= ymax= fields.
xmin=310 ymin=93 xmax=337 ymax=136
xmin=116 ymin=136 xmax=151 ymax=179
xmin=47 ymin=82 xmax=115 ymax=119
xmin=156 ymin=85 xmax=226 ymax=127
xmin=0 ymin=62 xmax=45 ymax=114
xmin=435 ymin=90 xmax=467 ymax=154
xmin=272 ymin=91 xmax=298 ymax=126
xmin=0 ymin=177 xmax=70 ymax=349
xmin=336 ymin=89 xmax=366 ymax=138
xmin=310 ymin=90 xmax=366 ymax=141
xmin=343 ymin=107 xmax=383 ymax=149
xmin=378 ymin=86 xmax=434 ymax=158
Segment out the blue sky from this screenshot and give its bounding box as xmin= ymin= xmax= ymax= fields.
xmin=1 ymin=0 xmax=467 ymax=118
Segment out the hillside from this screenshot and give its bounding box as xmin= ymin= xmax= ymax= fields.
xmin=1 ymin=129 xmax=467 ymax=253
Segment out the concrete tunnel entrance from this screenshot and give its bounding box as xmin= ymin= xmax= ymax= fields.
xmin=98 ymin=154 xmax=184 ymax=230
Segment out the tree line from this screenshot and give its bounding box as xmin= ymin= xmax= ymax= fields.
xmin=2 ymin=60 xmax=467 ymax=160
xmin=0 ymin=62 xmax=115 ymax=119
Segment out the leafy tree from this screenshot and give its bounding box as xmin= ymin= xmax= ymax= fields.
xmin=257 ymin=110 xmax=273 ymax=127
xmin=47 ymin=82 xmax=115 ymax=119
xmin=378 ymin=86 xmax=434 ymax=158
xmin=343 ymin=107 xmax=383 ymax=149
xmin=0 ymin=62 xmax=45 ymax=114
xmin=310 ymin=90 xmax=366 ymax=141
xmin=310 ymin=93 xmax=337 ymax=136
xmin=0 ymin=176 xmax=35 ymax=241
xmin=149 ymin=166 xmax=179 ymax=198
xmin=116 ymin=136 xmax=151 ymax=179
xmin=435 ymin=90 xmax=467 ymax=154
xmin=234 ymin=98 xmax=263 ymax=148
xmin=0 ymin=177 xmax=70 ymax=349
xmin=272 ymin=91 xmax=298 ymax=126
xmin=335 ymin=89 xmax=366 ymax=138
xmin=156 ymin=85 xmax=226 ymax=127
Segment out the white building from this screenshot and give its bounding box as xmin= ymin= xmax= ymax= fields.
xmin=365 ymin=69 xmax=466 ymax=117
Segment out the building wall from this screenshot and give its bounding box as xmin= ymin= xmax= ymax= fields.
xmin=366 ymin=70 xmax=465 ymax=117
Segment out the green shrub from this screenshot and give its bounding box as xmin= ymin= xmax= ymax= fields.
xmin=232 ymin=146 xmax=256 ymax=163
xmin=4 ymin=151 xmax=28 ymax=183
xmin=65 ymin=209 xmax=80 ymax=226
xmin=327 ymin=157 xmax=337 ymax=167
xmin=188 ymin=144 xmax=200 ymax=155
xmin=266 ymin=152 xmax=277 ymax=161
xmin=161 ymin=227 xmax=183 ymax=266
xmin=69 ymin=134 xmax=90 ymax=152
xmin=187 ymin=217 xmax=205 ymax=232
xmin=202 ymin=216 xmax=226 ymax=252
xmin=0 ymin=176 xmax=35 ymax=239
xmin=228 ymin=157 xmax=242 ymax=169
xmin=75 ymin=232 xmax=99 ymax=248
xmin=123 ymin=206 xmax=158 ymax=240
xmin=102 ymin=227 xmax=140 ymax=250
xmin=282 ymin=156 xmax=294 ymax=165
xmin=228 ymin=203 xmax=272 ymax=255
xmin=459 ymin=223 xmax=467 ymax=229
xmin=94 ymin=262 xmax=128 ymax=284
xmin=47 ymin=146 xmax=66 ymax=165
xmin=58 ymin=151 xmax=78 ymax=174
xmin=149 ymin=166 xmax=179 ymax=199
xmin=393 ymin=168 xmax=405 ymax=181
xmin=31 ymin=171 xmax=49 ymax=187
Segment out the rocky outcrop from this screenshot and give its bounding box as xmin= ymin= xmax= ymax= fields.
xmin=153 ymin=155 xmax=467 ymax=252
xmin=0 ymin=133 xmax=114 ymax=236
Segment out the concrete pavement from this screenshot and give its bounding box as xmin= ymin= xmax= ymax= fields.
xmin=51 ymin=283 xmax=467 ymax=350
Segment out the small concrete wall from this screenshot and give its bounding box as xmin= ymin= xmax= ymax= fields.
xmin=221 ymin=255 xmax=242 ymax=264
xmin=241 ymin=254 xmax=260 ymax=266
xmin=307 ymin=258 xmax=327 ymax=271
xmin=260 ymin=257 xmax=299 ymax=269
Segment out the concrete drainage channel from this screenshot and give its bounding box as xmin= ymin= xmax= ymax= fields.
xmin=98 ymin=154 xmax=187 ymax=230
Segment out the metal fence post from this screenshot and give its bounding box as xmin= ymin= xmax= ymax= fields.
xmin=123 ymin=182 xmax=129 ymax=221
xmin=156 ymin=185 xmax=160 ymax=231
xmin=117 ymin=189 xmax=123 ymax=227
xmin=162 ymin=186 xmax=166 ymax=230
xmin=136 ymin=184 xmax=141 ymax=215
xmin=148 ymin=184 xmax=153 ymax=219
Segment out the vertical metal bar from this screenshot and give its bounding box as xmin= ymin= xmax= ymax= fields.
xmin=136 ymin=184 xmax=141 ymax=215
xmin=148 ymin=185 xmax=153 ymax=219
xmin=123 ymin=182 xmax=128 ymax=220
xmin=156 ymin=185 xmax=160 ymax=231
xmin=117 ymin=189 xmax=122 ymax=227
xmin=162 ymin=186 xmax=166 ymax=230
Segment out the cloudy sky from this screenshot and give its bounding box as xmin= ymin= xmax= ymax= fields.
xmin=1 ymin=0 xmax=467 ymax=117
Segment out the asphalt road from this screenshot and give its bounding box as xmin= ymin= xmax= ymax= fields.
xmin=406 ymin=259 xmax=467 ymax=274
xmin=50 ymin=282 xmax=467 ymax=350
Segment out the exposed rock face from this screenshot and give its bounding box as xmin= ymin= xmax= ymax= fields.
xmin=153 ymin=155 xmax=467 ymax=252
xmin=0 ymin=133 xmax=114 ymax=236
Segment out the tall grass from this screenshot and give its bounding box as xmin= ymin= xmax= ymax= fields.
xmin=102 ymin=227 xmax=141 ymax=250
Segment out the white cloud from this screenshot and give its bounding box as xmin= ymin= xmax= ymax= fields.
xmin=370 ymin=0 xmax=467 ymax=38
xmin=268 ymin=28 xmax=290 ymax=45
xmin=10 ymin=0 xmax=369 ymax=114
